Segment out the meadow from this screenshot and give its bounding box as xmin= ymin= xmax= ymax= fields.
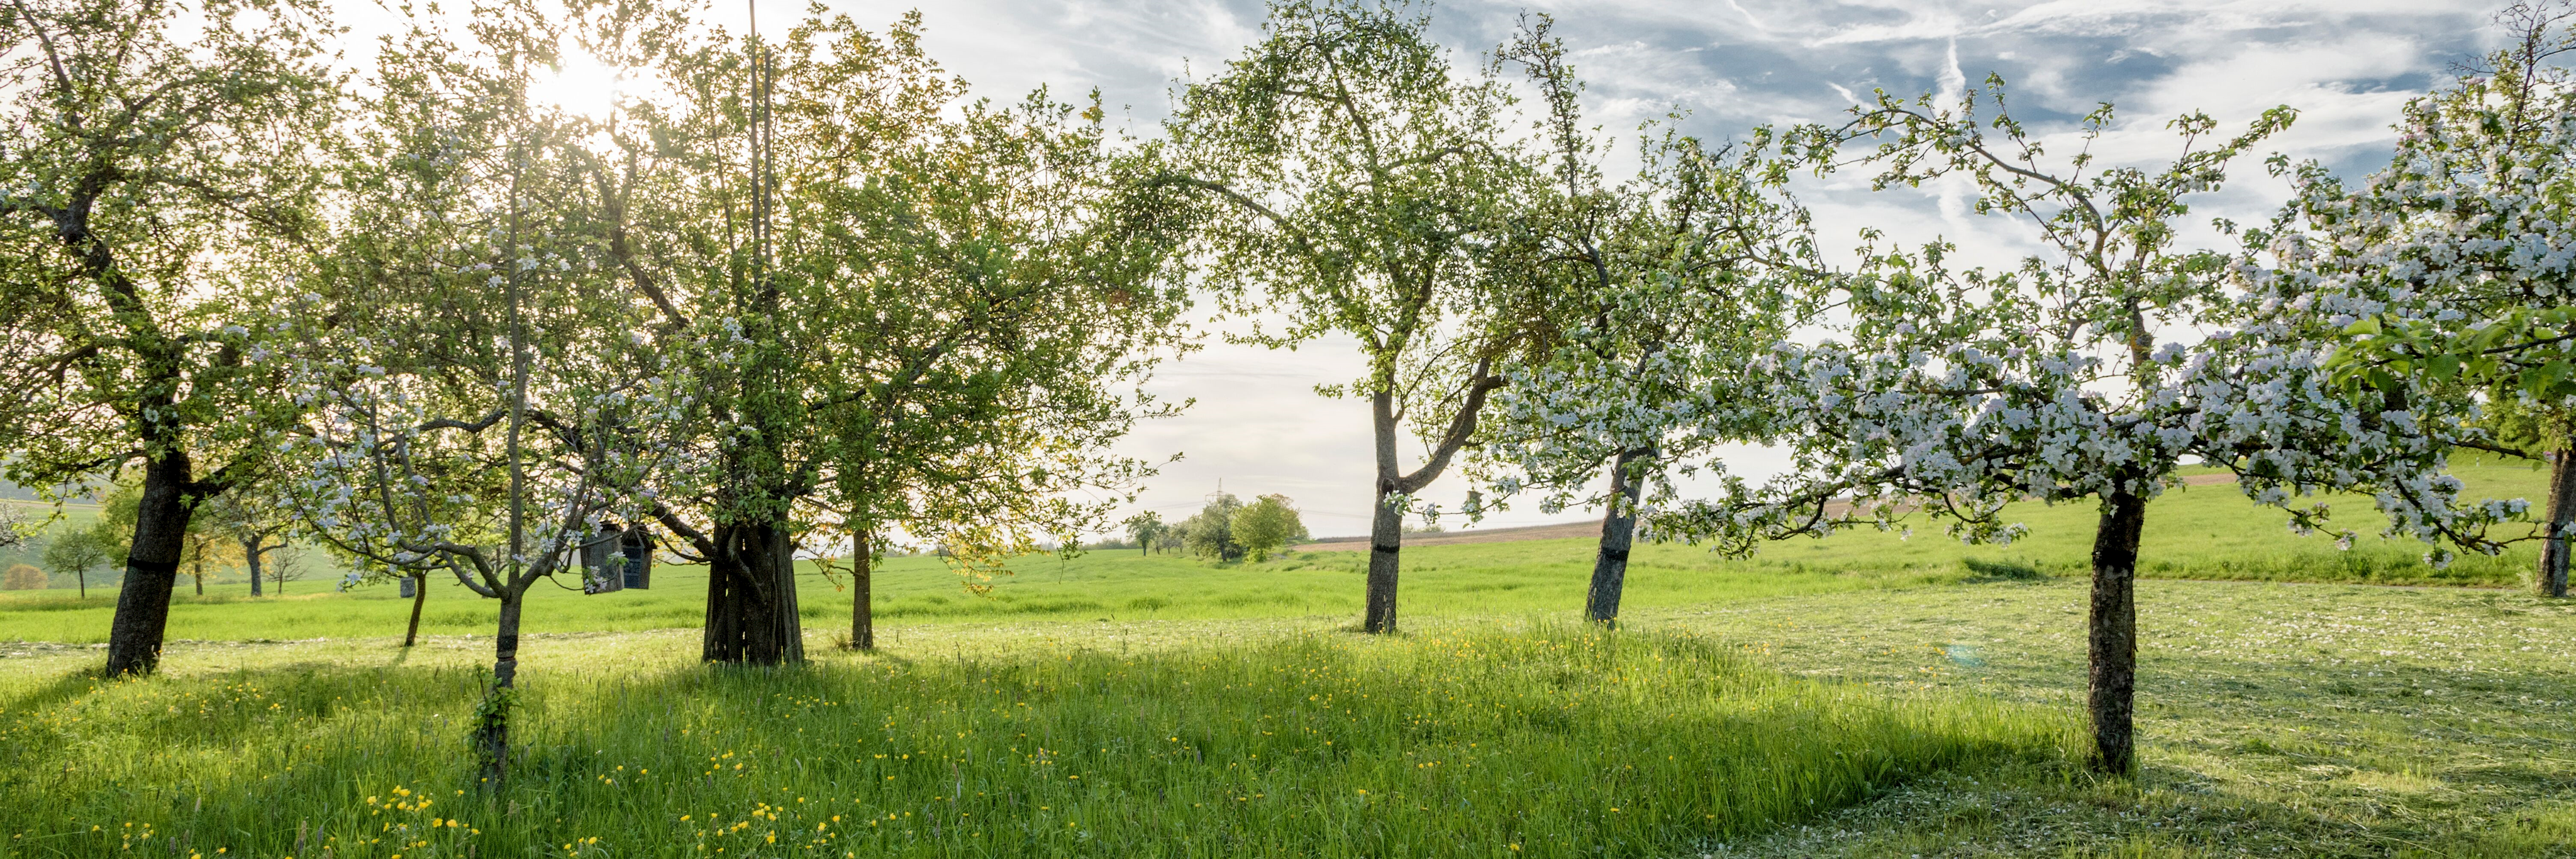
xmin=0 ymin=454 xmax=2556 ymax=643
xmin=0 ymin=458 xmax=2570 ymax=857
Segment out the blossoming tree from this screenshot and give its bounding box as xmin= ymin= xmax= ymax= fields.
xmin=279 ymin=3 xmax=700 ymax=787
xmin=1468 ymin=21 xmax=1826 ymax=626
xmin=2275 ymin=1 xmax=2576 ymax=596
xmin=0 ymin=0 xmax=338 ymax=676
xmin=1659 ymin=79 xmax=2494 ymax=773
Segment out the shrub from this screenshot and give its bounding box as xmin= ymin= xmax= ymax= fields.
xmin=2 ymin=563 xmax=43 ymax=590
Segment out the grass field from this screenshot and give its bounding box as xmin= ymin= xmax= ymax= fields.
xmin=0 ymin=622 xmax=2071 ymax=858
xmin=0 ymin=457 xmax=2569 ymax=856
xmin=0 ymin=579 xmax=2567 ymax=856
xmin=0 ymin=453 xmax=2557 ymax=644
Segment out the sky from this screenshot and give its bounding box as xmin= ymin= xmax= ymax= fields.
xmin=350 ymin=0 xmax=2511 ymax=538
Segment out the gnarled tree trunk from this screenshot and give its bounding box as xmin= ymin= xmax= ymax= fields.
xmin=104 ymin=452 xmax=198 ymax=677
xmin=704 ymin=519 xmax=803 ymax=665
xmin=475 ymin=589 xmax=523 ymax=790
xmin=2087 ymin=489 xmax=2148 ymax=775
xmin=1585 ymin=446 xmax=1652 ymax=628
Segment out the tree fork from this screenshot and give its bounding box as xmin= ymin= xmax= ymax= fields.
xmin=2087 ymin=489 xmax=2147 ymax=775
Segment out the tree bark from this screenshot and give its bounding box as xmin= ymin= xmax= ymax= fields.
xmin=475 ymin=589 xmax=523 ymax=790
xmin=104 ymin=451 xmax=198 ymax=677
xmin=1364 ymin=389 xmax=1406 ymax=635
xmin=1364 ymin=487 xmax=1404 ymax=634
xmin=2538 ymin=448 xmax=2576 ymax=598
xmin=403 ymin=572 xmax=428 ymax=647
xmin=2088 ymin=489 xmax=2147 ymax=775
xmin=850 ymin=529 xmax=874 ymax=651
xmin=243 ymin=536 xmax=264 ymax=597
xmin=703 ymin=519 xmax=804 ymax=665
xmin=1586 ymin=447 xmax=1652 ymax=628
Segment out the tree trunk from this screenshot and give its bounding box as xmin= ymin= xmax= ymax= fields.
xmin=1585 ymin=447 xmax=1651 ymax=628
xmin=2088 ymin=489 xmax=2148 ymax=775
xmin=703 ymin=519 xmax=804 ymax=665
xmin=850 ymin=529 xmax=874 ymax=651
xmin=1363 ymin=487 xmax=1404 ymax=635
xmin=1364 ymin=391 xmax=1404 ymax=635
xmin=243 ymin=537 xmax=264 ymax=597
xmin=105 ymin=451 xmax=197 ymax=677
xmin=192 ymin=557 xmax=203 ymax=596
xmin=78 ymin=570 xmax=86 ymax=599
xmin=475 ymin=589 xmax=523 ymax=790
xmin=403 ymin=573 xmax=428 ymax=647
xmin=2538 ymin=448 xmax=2576 ymax=598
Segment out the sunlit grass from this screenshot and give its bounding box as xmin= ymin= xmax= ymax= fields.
xmin=0 ymin=623 xmax=2071 ymax=858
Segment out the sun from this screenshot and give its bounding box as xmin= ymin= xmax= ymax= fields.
xmin=526 ymin=50 xmax=626 ymax=121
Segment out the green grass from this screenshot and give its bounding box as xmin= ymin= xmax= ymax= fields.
xmin=0 ymin=623 xmax=2070 ymax=858
xmin=1667 ymin=579 xmax=2576 ymax=857
xmin=1 ymin=453 xmax=2556 ymax=643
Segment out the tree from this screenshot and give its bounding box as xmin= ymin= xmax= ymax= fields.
xmin=279 ymin=0 xmax=697 ymax=788
xmin=0 ymin=504 xmax=28 ymax=551
xmin=1468 ymin=20 xmax=1824 ymax=627
xmin=1230 ymin=494 xmax=1307 ymax=562
xmin=0 ymin=0 xmax=340 ymax=675
xmin=616 ymin=11 xmax=1191 ymax=660
xmin=1164 ymin=0 xmax=1550 ymax=633
xmin=201 ymin=491 xmax=291 ymax=597
xmin=2278 ymin=1 xmax=2576 ymax=596
xmin=42 ymin=528 xmax=108 ymax=598
xmin=1123 ymin=511 xmax=1166 ymax=557
xmin=265 ymin=544 xmax=308 ymax=595
xmin=1180 ymin=492 xmax=1245 ymax=562
xmin=3 ymin=563 xmax=42 ymax=590
xmin=1670 ymin=77 xmax=2488 ymax=776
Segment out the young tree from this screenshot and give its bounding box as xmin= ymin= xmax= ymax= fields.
xmin=1230 ymin=493 xmax=1308 ymax=562
xmin=1164 ymin=0 xmax=1549 ymax=633
xmin=201 ymin=492 xmax=291 ymax=597
xmin=1469 ymin=21 xmax=1825 ymax=627
xmin=265 ymin=544 xmax=308 ymax=595
xmin=2277 ymin=1 xmax=2576 ymax=596
xmin=1123 ymin=511 xmax=1166 ymax=557
xmin=281 ymin=1 xmax=697 ymax=787
xmin=1667 ymin=79 xmax=2489 ymax=775
xmin=1180 ymin=491 xmax=1245 ymax=562
xmin=0 ymin=0 xmax=339 ymax=675
xmin=42 ymin=528 xmax=108 ymax=597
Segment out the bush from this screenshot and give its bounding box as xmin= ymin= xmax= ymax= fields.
xmin=2 ymin=563 xmax=43 ymax=590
